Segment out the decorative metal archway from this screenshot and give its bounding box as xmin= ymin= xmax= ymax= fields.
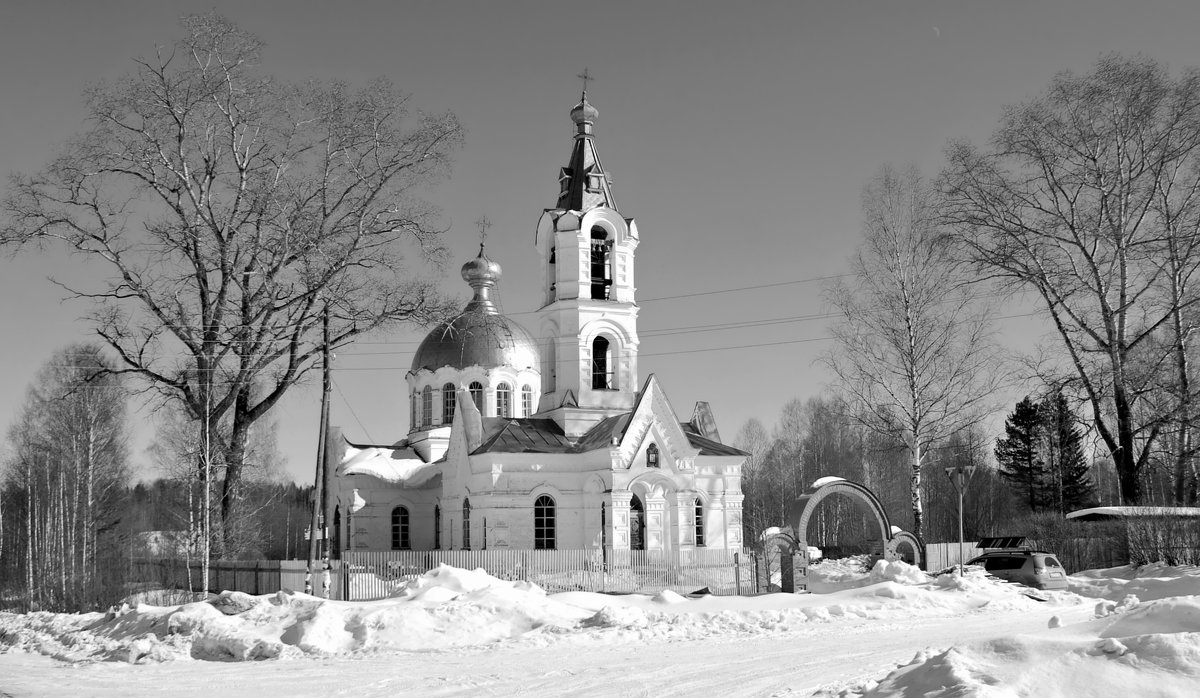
xmin=756 ymin=478 xmax=923 ymax=593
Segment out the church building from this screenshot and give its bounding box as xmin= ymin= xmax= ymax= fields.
xmin=332 ymin=93 xmax=747 ymax=553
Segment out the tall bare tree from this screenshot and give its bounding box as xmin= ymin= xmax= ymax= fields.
xmin=825 ymin=165 xmax=1005 ymax=538
xmin=1 ymin=14 xmax=462 ymax=550
xmin=942 ymin=54 xmax=1200 ymax=504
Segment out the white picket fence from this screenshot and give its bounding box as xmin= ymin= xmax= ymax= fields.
xmin=343 ymin=548 xmax=754 ymax=600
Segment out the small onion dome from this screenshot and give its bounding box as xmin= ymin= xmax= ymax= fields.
xmin=460 ymin=244 xmax=502 ymax=293
xmin=410 ymin=246 xmax=541 ymax=373
xmin=571 ymin=93 xmax=598 ymax=135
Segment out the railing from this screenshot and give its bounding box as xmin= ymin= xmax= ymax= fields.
xmin=343 ymin=548 xmax=754 ymax=601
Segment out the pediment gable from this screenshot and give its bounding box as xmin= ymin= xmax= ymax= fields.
xmin=615 ymin=374 xmax=700 ymax=470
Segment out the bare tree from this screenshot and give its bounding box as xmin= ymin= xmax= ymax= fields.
xmin=824 ymin=165 xmax=1005 ymax=538
xmin=1 ymin=14 xmax=462 ymax=551
xmin=942 ymin=54 xmax=1200 ymax=504
xmin=1 ymin=345 xmax=130 ymax=611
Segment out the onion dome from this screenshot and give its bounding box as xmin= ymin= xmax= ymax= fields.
xmin=410 ymin=245 xmax=540 ymax=373
xmin=570 ymin=93 xmax=599 ymax=134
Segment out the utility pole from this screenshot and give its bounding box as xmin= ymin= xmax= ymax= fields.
xmin=945 ymin=461 xmax=977 ymax=575
xmin=306 ymin=303 xmax=333 ymax=596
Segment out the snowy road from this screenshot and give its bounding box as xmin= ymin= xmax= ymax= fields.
xmin=0 ymin=604 xmax=1089 ymax=697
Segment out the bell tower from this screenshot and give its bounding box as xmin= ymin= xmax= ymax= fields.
xmin=534 ymin=90 xmax=640 ymax=437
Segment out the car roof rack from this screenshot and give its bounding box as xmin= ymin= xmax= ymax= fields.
xmin=978 ymin=536 xmax=1028 ymax=549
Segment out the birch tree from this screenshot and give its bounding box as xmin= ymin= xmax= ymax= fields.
xmin=942 ymin=54 xmax=1200 ymax=504
xmin=825 ymin=165 xmax=1005 ymax=538
xmin=1 ymin=14 xmax=462 ymax=551
xmin=1 ymin=344 xmax=129 ymax=611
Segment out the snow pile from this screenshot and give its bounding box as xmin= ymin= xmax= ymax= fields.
xmin=846 ymin=568 xmax=1200 ymax=697
xmin=0 ymin=565 xmax=591 ymax=663
xmin=1071 ymin=563 xmax=1200 ymax=602
xmin=0 ymin=560 xmax=1064 ymax=665
xmin=869 ymin=559 xmax=928 ymax=585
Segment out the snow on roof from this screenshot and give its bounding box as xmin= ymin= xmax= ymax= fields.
xmin=811 ymin=476 xmax=846 ymax=488
xmin=338 ymin=442 xmax=440 ymax=486
xmin=1065 ymin=506 xmax=1200 ymax=521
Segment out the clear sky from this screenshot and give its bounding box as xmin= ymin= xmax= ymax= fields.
xmin=3 ymin=1 xmax=1198 ymax=483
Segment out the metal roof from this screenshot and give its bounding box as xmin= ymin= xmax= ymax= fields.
xmin=1065 ymin=506 xmax=1200 ymax=521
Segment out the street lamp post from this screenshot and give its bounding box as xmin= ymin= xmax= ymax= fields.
xmin=945 ymin=463 xmax=977 ymax=575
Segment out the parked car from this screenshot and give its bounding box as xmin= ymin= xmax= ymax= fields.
xmin=966 ymin=550 xmax=1068 ymax=591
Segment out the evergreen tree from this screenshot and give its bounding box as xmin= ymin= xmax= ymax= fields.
xmin=995 ymin=397 xmax=1046 ymax=512
xmin=1042 ymin=391 xmax=1094 ymax=513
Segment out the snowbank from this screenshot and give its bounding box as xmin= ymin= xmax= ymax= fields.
xmin=0 ymin=559 xmax=1067 ymax=665
xmin=845 ymin=565 xmax=1200 ymax=697
xmin=6 ymin=560 xmax=1200 ymax=697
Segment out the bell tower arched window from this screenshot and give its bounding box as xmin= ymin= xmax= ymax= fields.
xmin=590 ymin=227 xmax=612 ymax=300
xmin=592 ymin=336 xmax=614 ymax=390
xmin=694 ymin=498 xmax=705 ymax=547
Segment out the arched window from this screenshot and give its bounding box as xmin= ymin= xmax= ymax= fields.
xmin=434 ymin=504 xmax=442 ymax=550
xmin=496 ymin=383 xmax=512 ymax=418
xmin=410 ymin=393 xmax=417 ymax=430
xmin=521 ymin=385 xmax=534 ymax=417
xmin=462 ymin=498 xmax=472 ymax=550
xmin=646 ymin=443 xmax=660 ymax=468
xmin=421 ymin=386 xmax=433 ymax=427
xmin=469 ymin=381 xmax=484 ymax=413
xmin=442 ymin=383 xmax=456 ymax=424
xmin=534 ymin=495 xmax=556 ymax=550
xmin=592 ymin=336 xmax=614 ymax=390
xmin=630 ymin=495 xmax=646 ymax=551
xmin=391 ymin=506 xmax=410 ymax=550
xmin=590 ymin=227 xmax=612 ymax=299
xmin=546 ymin=341 xmax=556 ymax=392
xmin=694 ymin=498 xmax=705 ymax=547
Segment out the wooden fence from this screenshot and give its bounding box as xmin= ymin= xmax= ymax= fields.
xmin=130 ymin=558 xmax=347 ymax=599
xmin=922 ymin=538 xmax=1129 ymax=574
xmin=343 ymin=548 xmax=754 ymax=600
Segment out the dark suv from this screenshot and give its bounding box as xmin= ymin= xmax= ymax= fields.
xmin=966 ymin=550 xmax=1068 ymax=590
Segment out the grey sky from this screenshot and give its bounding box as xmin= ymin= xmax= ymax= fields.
xmin=2 ymin=1 xmax=1195 ymax=482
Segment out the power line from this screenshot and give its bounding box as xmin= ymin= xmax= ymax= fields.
xmin=333 ymin=377 xmax=373 ymax=442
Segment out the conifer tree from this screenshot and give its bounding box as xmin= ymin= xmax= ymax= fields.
xmin=1042 ymin=391 xmax=1094 ymax=513
xmin=995 ymin=397 xmax=1046 ymax=512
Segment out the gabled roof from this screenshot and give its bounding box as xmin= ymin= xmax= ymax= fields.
xmin=683 ymin=429 xmax=750 ymax=457
xmin=471 ymin=418 xmax=575 ymax=454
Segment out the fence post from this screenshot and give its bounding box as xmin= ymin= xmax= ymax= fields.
xmin=734 ymin=552 xmax=741 ymax=596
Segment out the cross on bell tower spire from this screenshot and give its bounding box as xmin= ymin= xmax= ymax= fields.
xmin=577 ymin=67 xmax=595 ymax=99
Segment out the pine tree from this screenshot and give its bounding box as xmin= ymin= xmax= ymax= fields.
xmin=995 ymin=397 xmax=1047 ymax=512
xmin=1042 ymin=391 xmax=1094 ymax=513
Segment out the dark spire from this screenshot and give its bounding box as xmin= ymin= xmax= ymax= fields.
xmin=556 ymin=89 xmax=616 ymax=212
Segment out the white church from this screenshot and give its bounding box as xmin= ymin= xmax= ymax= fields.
xmin=331 ymin=93 xmax=747 ymax=554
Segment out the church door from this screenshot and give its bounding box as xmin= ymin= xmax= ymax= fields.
xmin=630 ymin=495 xmax=646 ymax=551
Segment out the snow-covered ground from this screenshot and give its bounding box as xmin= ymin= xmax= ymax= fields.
xmin=2 ymin=558 xmax=1199 ymax=697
